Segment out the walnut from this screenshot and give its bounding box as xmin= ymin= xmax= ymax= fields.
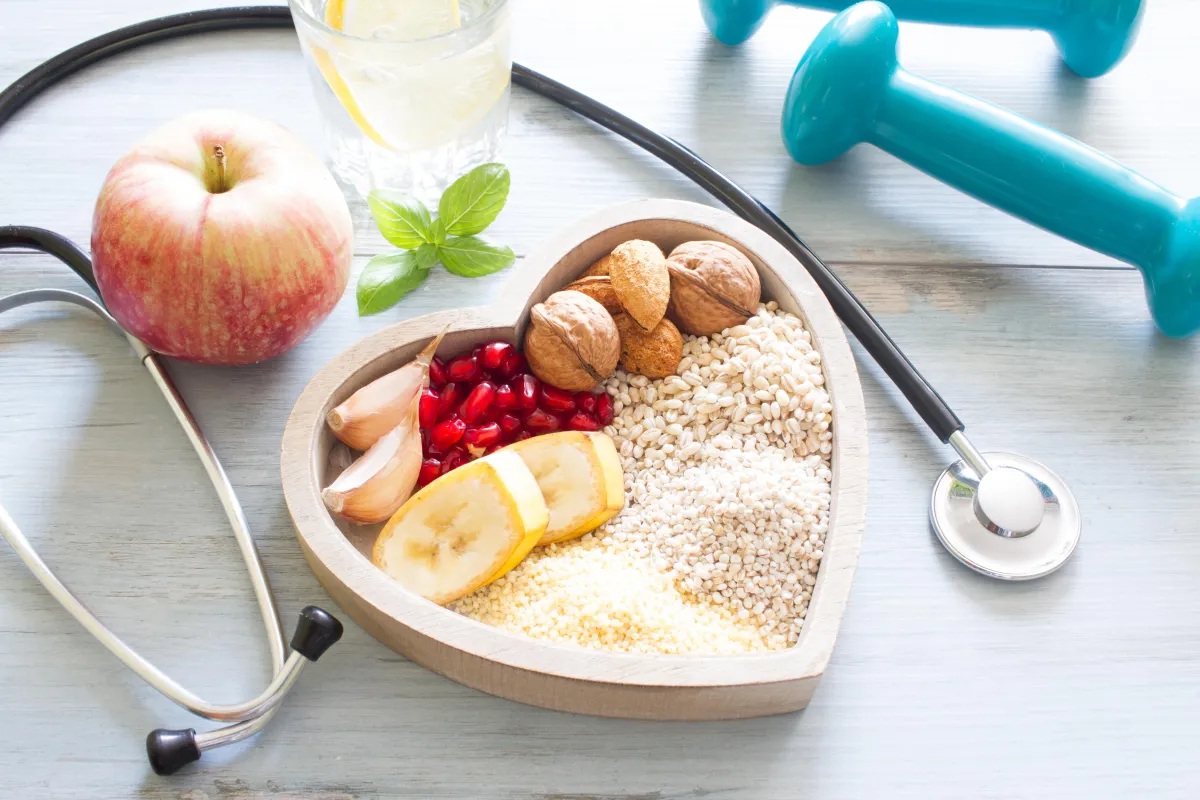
xmin=523 ymin=290 xmax=620 ymax=391
xmin=615 ymin=313 xmax=683 ymax=379
xmin=608 ymin=240 xmax=670 ymax=332
xmin=665 ymin=241 xmax=761 ymax=335
xmin=564 ymin=276 xmax=623 ymax=315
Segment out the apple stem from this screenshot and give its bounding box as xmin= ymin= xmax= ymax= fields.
xmin=213 ymin=145 xmax=227 ymax=193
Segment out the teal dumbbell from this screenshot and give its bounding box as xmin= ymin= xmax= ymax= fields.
xmin=701 ymin=0 xmax=1143 ymax=77
xmin=782 ymin=1 xmax=1200 ymax=337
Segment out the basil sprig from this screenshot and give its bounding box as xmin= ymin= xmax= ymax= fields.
xmin=357 ymin=163 xmax=515 ymax=315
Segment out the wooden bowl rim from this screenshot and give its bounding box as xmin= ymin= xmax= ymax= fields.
xmin=281 ymin=198 xmax=868 ymax=688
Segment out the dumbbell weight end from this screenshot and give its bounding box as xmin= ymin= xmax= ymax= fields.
xmin=783 ymin=1 xmax=1200 ymax=337
xmin=701 ymin=0 xmax=777 ymax=46
xmin=702 ymin=0 xmax=1143 ymax=77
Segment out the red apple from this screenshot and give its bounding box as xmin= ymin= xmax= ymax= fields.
xmin=91 ymin=110 xmax=353 ymax=365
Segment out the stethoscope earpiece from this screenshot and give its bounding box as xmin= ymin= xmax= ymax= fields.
xmin=0 ymin=284 xmax=345 ymax=775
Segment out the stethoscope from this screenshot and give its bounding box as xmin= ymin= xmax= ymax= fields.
xmin=0 ymin=4 xmax=1082 ymax=776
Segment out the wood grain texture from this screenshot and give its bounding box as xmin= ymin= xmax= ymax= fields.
xmin=0 ymin=0 xmax=1198 ymax=798
xmin=2 ymin=0 xmax=1200 ymax=271
xmin=280 ymin=201 xmax=868 ymax=719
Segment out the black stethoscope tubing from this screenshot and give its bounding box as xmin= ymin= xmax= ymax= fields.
xmin=0 ymin=4 xmax=964 ymax=444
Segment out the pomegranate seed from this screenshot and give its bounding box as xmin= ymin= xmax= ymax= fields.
xmin=463 ymin=422 xmax=503 ymax=456
xmin=524 ymin=408 xmax=561 ymax=434
xmin=498 ymin=413 xmax=522 ymax=439
xmin=596 ymin=393 xmax=614 ymax=425
xmin=512 ymin=430 xmax=533 ymax=443
xmin=430 ymin=417 xmax=466 ymax=450
xmin=566 ymin=412 xmax=601 ymax=432
xmin=506 ymin=352 xmax=528 ymax=376
xmin=491 ymin=362 xmax=513 ymax=380
xmin=575 ymin=392 xmax=598 ymax=415
xmin=441 ymin=447 xmax=468 ymax=474
xmin=479 ymin=404 xmax=503 ymax=424
xmin=539 ymin=384 xmax=576 ymax=414
xmin=418 ymin=388 xmax=440 ymax=428
xmin=483 ymin=444 xmax=503 ymax=456
xmin=492 ymin=350 xmax=523 ymax=379
xmin=459 ymin=381 xmax=497 ymax=423
xmin=471 ymin=343 xmax=486 ymax=362
xmin=446 ymin=355 xmax=482 ymax=383
xmin=417 ymin=459 xmax=441 ymax=488
xmin=480 ymin=341 xmax=515 ymax=372
xmin=429 ymin=357 xmax=447 ymax=388
xmin=494 ymin=384 xmax=519 ymax=411
xmin=437 ymin=382 xmax=461 ymax=420
xmin=421 ymin=428 xmax=433 ymax=454
xmin=513 ymin=374 xmax=539 ymax=411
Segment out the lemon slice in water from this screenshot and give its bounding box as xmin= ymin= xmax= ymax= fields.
xmin=314 ymin=0 xmax=510 ymax=152
xmin=327 ymin=0 xmax=461 ymax=41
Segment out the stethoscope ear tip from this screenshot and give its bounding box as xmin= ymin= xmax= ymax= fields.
xmin=291 ymin=606 xmax=344 ymax=662
xmin=146 ymin=727 xmax=200 ymax=776
xmin=140 ymin=605 xmax=346 ymax=776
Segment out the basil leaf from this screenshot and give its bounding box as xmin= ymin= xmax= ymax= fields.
xmin=437 ymin=236 xmax=515 ymax=278
xmin=367 ymin=190 xmax=432 ymax=249
xmin=428 ymin=217 xmax=447 ymax=246
xmin=356 ymin=250 xmax=431 ymax=315
xmin=413 ymin=242 xmax=439 ymax=271
xmin=437 ymin=163 xmax=510 ymax=236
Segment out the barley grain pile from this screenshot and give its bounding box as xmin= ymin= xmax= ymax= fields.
xmin=453 ymin=302 xmax=834 ymax=653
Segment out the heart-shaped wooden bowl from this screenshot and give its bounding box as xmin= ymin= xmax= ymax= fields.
xmin=281 ymin=199 xmax=867 ymax=719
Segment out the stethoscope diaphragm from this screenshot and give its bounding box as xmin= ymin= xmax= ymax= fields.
xmin=931 ymin=451 xmax=1081 ymax=581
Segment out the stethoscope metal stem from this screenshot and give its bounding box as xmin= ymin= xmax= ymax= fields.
xmin=949 ymin=430 xmax=992 ymax=478
xmin=0 ymin=289 xmax=290 ymax=721
xmin=0 ymin=286 xmax=343 ymax=774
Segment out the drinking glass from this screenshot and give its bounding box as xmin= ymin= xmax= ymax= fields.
xmin=289 ymin=0 xmax=512 ymax=204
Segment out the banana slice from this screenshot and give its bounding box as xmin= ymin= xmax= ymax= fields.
xmin=504 ymin=431 xmax=625 ymax=546
xmin=372 ymin=450 xmax=547 ymax=605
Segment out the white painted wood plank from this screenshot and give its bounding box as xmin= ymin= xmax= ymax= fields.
xmin=2 ymin=253 xmax=1198 ymax=798
xmin=2 ymin=1 xmax=1200 ymax=268
xmin=1 ymin=0 xmax=1199 ymax=797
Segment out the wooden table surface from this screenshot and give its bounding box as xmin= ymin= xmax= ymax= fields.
xmin=2 ymin=1 xmax=1198 ymax=797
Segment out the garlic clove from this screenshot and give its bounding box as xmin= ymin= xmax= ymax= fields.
xmin=327 ymin=326 xmax=448 ymax=451
xmin=322 ymin=412 xmax=423 ymax=524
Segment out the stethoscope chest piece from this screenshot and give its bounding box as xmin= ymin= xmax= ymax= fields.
xmin=930 ymin=451 xmax=1081 ymax=581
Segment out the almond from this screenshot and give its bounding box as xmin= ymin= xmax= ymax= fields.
xmin=582 ymin=253 xmax=614 ymax=278
xmin=614 ymin=313 xmax=683 ymax=379
xmin=608 ymin=240 xmax=670 ymax=332
xmin=564 ymin=275 xmax=623 ymax=315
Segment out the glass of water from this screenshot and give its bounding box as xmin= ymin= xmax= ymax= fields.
xmin=289 ymin=0 xmax=512 ymax=204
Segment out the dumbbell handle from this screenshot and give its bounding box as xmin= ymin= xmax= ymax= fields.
xmin=701 ymin=0 xmax=1143 ymax=76
xmin=877 ymin=69 xmax=1174 ymax=270
xmin=798 ymin=0 xmax=1063 ymax=27
xmin=783 ymin=2 xmax=1200 ymax=337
